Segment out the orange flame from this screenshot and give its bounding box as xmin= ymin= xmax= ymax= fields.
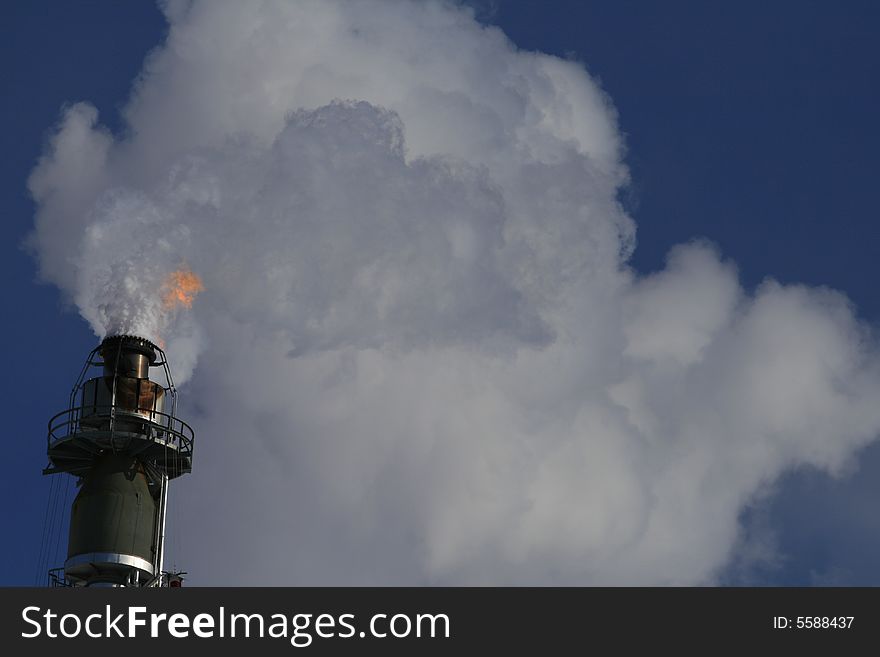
xmin=162 ymin=268 xmax=204 ymax=311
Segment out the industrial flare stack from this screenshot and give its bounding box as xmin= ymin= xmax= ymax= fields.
xmin=45 ymin=335 xmax=194 ymax=587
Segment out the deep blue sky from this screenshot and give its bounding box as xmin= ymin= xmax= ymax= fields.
xmin=3 ymin=0 xmax=879 ymax=585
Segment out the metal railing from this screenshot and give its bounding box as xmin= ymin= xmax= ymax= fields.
xmin=47 ymin=568 xmax=70 ymax=588
xmin=47 ymin=404 xmax=195 ymax=456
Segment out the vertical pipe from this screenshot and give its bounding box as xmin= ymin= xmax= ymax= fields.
xmin=155 ymin=473 xmax=169 ymax=585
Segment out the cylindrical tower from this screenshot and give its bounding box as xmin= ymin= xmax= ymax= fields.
xmin=45 ymin=335 xmax=194 ymax=587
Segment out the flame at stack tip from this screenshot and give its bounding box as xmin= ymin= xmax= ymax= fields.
xmin=95 ymin=268 xmax=204 ymax=352
xmin=162 ymin=268 xmax=204 ymax=311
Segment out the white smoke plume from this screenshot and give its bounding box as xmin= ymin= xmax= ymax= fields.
xmin=28 ymin=0 xmax=880 ymax=584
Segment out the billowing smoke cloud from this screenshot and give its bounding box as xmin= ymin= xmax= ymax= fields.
xmin=28 ymin=0 xmax=880 ymax=584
